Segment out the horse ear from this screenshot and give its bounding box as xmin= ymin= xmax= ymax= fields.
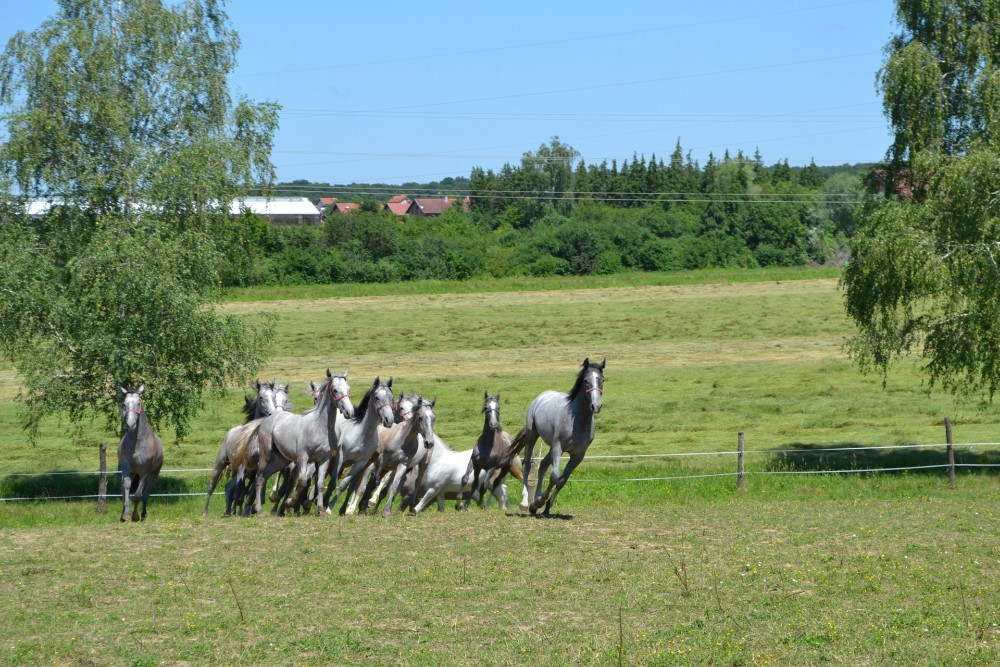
xmin=597 ymin=357 xmax=606 ymax=370
xmin=582 ymin=357 xmax=591 ymax=368
xmin=137 ymin=384 xmax=145 ymax=394
xmin=496 ymin=392 xmax=501 ymax=401
xmin=484 ymin=390 xmax=488 ymax=400
xmin=119 ymin=386 xmax=127 ymax=396
xmin=431 ymin=396 xmax=437 ymax=408
xmin=387 ymin=376 xmax=393 ymax=388
xmin=344 ymin=368 xmax=349 ymax=378
xmin=255 ymin=379 xmax=261 ymax=391
xmin=326 ymin=368 xmax=332 ymax=379
xmin=373 ymin=376 xmax=380 ymax=387
xmin=282 ymin=383 xmax=289 ymax=392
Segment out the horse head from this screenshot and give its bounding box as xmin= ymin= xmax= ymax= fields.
xmin=483 ymin=391 xmax=501 ymax=430
xmin=326 ymin=368 xmax=354 ymax=418
xmin=273 ymin=383 xmax=291 ymax=413
xmin=415 ymin=396 xmax=436 ymax=447
xmin=581 ymin=357 xmax=605 ymax=414
xmin=119 ymin=384 xmax=145 ymax=431
xmin=395 ymin=391 xmax=418 ymax=423
xmin=371 ymin=376 xmax=396 ymax=428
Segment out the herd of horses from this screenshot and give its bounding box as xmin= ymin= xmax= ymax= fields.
xmin=115 ymin=357 xmax=606 ymax=522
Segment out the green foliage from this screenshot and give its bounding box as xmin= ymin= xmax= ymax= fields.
xmin=0 ymin=1 xmax=279 ymax=439
xmin=845 ymin=148 xmax=1000 ymax=399
xmin=847 ymin=1 xmax=1000 ymax=402
xmin=879 ymin=0 xmax=1000 ymax=162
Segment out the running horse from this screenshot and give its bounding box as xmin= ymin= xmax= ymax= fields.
xmin=515 ymin=358 xmax=605 ymax=516
xmin=117 ymin=385 xmax=164 ymax=522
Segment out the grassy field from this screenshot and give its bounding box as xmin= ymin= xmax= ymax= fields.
xmin=0 ymin=268 xmax=998 ymax=665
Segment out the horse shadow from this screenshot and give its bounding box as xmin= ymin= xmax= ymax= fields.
xmin=510 ymin=510 xmax=574 ymax=521
xmin=764 ymin=442 xmax=1000 ymax=475
xmin=1 ymin=472 xmax=190 ymax=503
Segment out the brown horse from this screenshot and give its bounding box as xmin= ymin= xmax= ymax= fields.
xmin=117 ymin=385 xmax=164 ymax=522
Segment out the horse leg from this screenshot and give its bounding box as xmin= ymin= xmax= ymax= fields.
xmin=413 ymin=484 xmax=439 ymax=513
xmin=269 ymin=467 xmax=287 ymax=503
xmin=129 ymin=474 xmax=143 ymax=521
xmin=460 ymin=456 xmax=477 ymax=509
xmin=120 ymin=468 xmax=132 ymax=522
xmin=530 ymin=450 xmax=554 ymax=514
xmin=462 ymin=464 xmax=482 ymax=511
xmin=518 ymin=431 xmax=539 ymax=513
xmin=542 ymin=452 xmax=584 ymax=516
xmin=489 ymin=472 xmax=509 ymax=511
xmin=140 ymin=472 xmax=158 ymax=521
xmin=331 ymin=457 xmax=368 ymax=513
xmin=345 ymin=461 xmax=375 ymax=515
xmin=203 ymin=460 xmax=228 ymax=518
xmin=381 ymin=464 xmax=407 ymax=517
xmin=368 ymin=469 xmax=391 ymax=510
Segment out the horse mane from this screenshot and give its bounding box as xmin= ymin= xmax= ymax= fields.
xmin=565 ymin=362 xmax=589 ymax=403
xmin=242 ymin=395 xmax=258 ymax=423
xmin=351 ymin=383 xmax=375 ymax=423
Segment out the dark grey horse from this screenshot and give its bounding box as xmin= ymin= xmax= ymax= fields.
xmin=117 ymin=385 xmax=164 ymax=522
xmin=461 ymin=392 xmax=513 ymax=510
xmin=515 ymin=358 xmax=605 ymax=516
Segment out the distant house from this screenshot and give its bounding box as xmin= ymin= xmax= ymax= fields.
xmin=232 ymin=197 xmax=322 ymax=225
xmin=317 ymin=197 xmax=338 ymax=212
xmin=408 ymin=196 xmax=469 ymax=217
xmin=386 ymin=201 xmax=412 ymax=216
xmin=329 ymin=202 xmax=361 ymax=215
xmin=387 ymin=194 xmax=410 ymax=204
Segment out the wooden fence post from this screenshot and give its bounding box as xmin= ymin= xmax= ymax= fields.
xmin=737 ymin=432 xmax=745 ymax=492
xmin=944 ymin=417 xmax=956 ymax=489
xmin=98 ymin=442 xmax=107 ymax=514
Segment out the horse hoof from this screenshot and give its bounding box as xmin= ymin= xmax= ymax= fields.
xmin=518 ymin=503 xmax=529 ymax=513
xmin=528 ymin=504 xmax=538 ymax=515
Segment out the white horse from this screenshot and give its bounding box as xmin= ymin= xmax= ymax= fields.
xmin=411 ymin=435 xmax=474 ymax=513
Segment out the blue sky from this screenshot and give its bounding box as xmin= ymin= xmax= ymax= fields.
xmin=2 ymin=1 xmax=898 ymax=186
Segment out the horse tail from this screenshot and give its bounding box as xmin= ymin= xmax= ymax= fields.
xmin=229 ymin=421 xmax=263 ymax=470
xmin=509 ymin=428 xmax=528 ymax=458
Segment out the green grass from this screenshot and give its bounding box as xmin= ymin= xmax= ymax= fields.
xmin=0 ymin=267 xmax=998 ymax=665
xmin=0 ymin=497 xmax=997 ymax=665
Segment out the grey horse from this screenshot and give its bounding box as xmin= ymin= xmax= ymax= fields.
xmin=323 ymin=376 xmax=397 ymax=515
xmin=250 ymin=369 xmax=354 ymax=516
xmin=515 ymin=357 xmax=605 ymax=516
xmin=353 ymin=393 xmax=436 ymax=516
xmin=117 ymin=385 xmax=164 ymax=522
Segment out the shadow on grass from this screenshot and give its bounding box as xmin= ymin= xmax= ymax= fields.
xmin=763 ymin=443 xmax=1000 ymax=475
xmin=1 ymin=472 xmax=193 ymax=503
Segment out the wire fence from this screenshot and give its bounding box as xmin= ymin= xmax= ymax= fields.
xmin=2 ymin=440 xmax=998 ymax=503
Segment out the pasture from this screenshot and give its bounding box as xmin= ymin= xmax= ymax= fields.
xmin=0 ymin=268 xmax=998 ymax=665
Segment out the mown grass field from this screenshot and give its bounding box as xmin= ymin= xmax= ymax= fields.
xmin=0 ymin=268 xmax=998 ymax=665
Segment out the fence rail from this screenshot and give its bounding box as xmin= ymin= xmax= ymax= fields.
xmin=1 ymin=432 xmax=998 ymax=504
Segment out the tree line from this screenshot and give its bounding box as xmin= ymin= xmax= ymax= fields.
xmin=237 ymin=139 xmax=869 ymax=287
